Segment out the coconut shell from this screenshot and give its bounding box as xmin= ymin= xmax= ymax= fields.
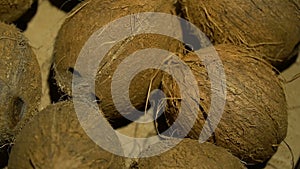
xmin=8 ymin=101 xmax=126 ymax=169
xmin=53 ymin=0 xmax=184 ymax=127
xmin=0 ymin=0 xmax=34 ymax=23
xmin=0 ymin=22 xmax=41 ymax=166
xmin=179 ymin=0 xmax=300 ymax=68
xmin=134 ymin=138 xmax=246 ymax=169
xmin=160 ymin=44 xmax=288 ymax=164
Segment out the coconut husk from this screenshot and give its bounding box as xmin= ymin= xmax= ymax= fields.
xmin=8 ymin=101 xmax=126 ymax=169
xmin=161 ymin=44 xmax=288 ymax=164
xmin=53 ymin=0 xmax=184 ymax=127
xmin=179 ymin=0 xmax=300 ymax=68
xmin=0 ymin=22 xmax=41 ymax=166
xmin=134 ymin=138 xmax=246 ymax=169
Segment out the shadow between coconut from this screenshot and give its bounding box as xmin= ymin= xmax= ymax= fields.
xmin=13 ymin=0 xmax=38 ymax=31
xmin=48 ymin=64 xmax=133 ymax=129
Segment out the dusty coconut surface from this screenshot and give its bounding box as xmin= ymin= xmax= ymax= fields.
xmin=134 ymin=138 xmax=246 ymax=169
xmin=0 ymin=0 xmax=34 ymax=23
xmin=161 ymin=44 xmax=288 ymax=164
xmin=179 ymin=0 xmax=300 ymax=69
xmin=0 ymin=22 xmax=41 ymax=166
xmin=53 ymin=0 xmax=184 ymax=128
xmin=20 ymin=0 xmax=300 ymax=168
xmin=8 ymin=101 xmax=126 ymax=169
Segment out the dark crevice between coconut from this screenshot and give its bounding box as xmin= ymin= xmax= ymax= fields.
xmin=198 ymin=103 xmax=217 ymax=143
xmin=175 ymin=0 xmax=204 ymax=54
xmin=0 ymin=144 xmax=11 ymax=168
xmin=68 ymin=67 xmax=81 ymax=77
xmin=29 ymin=158 xmax=36 ymax=169
xmin=48 ymin=65 xmax=133 ymax=129
xmin=49 ymin=0 xmax=84 ymax=12
xmin=9 ymin=97 xmax=26 ymax=129
xmin=177 ymin=1 xmax=215 ymax=55
xmin=246 ymin=159 xmax=270 ymax=169
xmin=295 ymin=157 xmax=300 ymax=169
xmin=0 ymin=96 xmax=26 ymax=168
xmin=48 ymin=64 xmax=71 ymax=103
xmin=276 ymin=41 xmax=300 ymax=72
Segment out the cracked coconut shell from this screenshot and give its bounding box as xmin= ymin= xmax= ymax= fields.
xmin=160 ymin=44 xmax=288 ymax=164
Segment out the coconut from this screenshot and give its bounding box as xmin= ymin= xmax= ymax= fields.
xmin=8 ymin=101 xmax=126 ymax=169
xmin=133 ymin=138 xmax=246 ymax=169
xmin=53 ymin=0 xmax=184 ymax=128
xmin=160 ymin=44 xmax=288 ymax=164
xmin=0 ymin=0 xmax=34 ymax=23
xmin=178 ymin=0 xmax=300 ymax=68
xmin=0 ymin=22 xmax=41 ymax=167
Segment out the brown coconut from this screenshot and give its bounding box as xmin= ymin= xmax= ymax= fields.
xmin=53 ymin=0 xmax=184 ymax=127
xmin=0 ymin=22 xmax=41 ymax=166
xmin=8 ymin=101 xmax=126 ymax=169
xmin=0 ymin=0 xmax=34 ymax=23
xmin=160 ymin=44 xmax=287 ymax=164
xmin=133 ymin=138 xmax=246 ymax=169
xmin=178 ymin=0 xmax=300 ymax=68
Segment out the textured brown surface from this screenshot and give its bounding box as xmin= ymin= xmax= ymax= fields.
xmin=135 ymin=138 xmax=246 ymax=169
xmin=179 ymin=0 xmax=300 ymax=68
xmin=0 ymin=22 xmax=41 ymax=166
xmin=8 ymin=101 xmax=126 ymax=169
xmin=0 ymin=0 xmax=34 ymax=22
xmin=53 ymin=0 xmax=183 ymax=126
xmin=161 ymin=44 xmax=288 ymax=164
xmin=20 ymin=1 xmax=300 ymax=168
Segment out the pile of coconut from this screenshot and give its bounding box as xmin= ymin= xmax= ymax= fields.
xmin=1 ymin=0 xmax=299 ymax=168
